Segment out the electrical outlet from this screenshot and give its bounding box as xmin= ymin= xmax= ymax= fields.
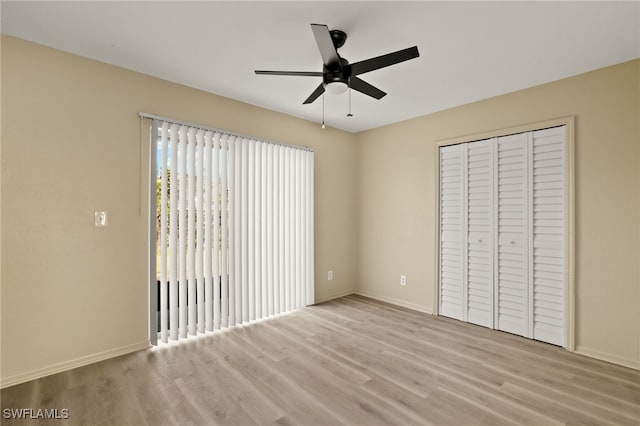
xmin=328 ymin=270 xmax=334 ymax=281
xmin=400 ymin=275 xmax=407 ymax=286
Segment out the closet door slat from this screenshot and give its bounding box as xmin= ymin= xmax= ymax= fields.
xmin=496 ymin=133 xmax=530 ymax=338
xmin=466 ymin=139 xmax=494 ymax=328
xmin=532 ymin=127 xmax=566 ymax=346
xmin=439 ymin=144 xmax=465 ymax=321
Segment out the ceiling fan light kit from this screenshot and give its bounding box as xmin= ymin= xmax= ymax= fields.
xmin=255 ymin=23 xmax=419 ymax=125
xmin=325 ymin=81 xmax=348 ymax=95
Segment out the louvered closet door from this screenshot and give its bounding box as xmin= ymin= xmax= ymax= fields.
xmin=531 ymin=127 xmax=565 ymax=346
xmin=466 ymin=139 xmax=494 ymax=327
xmin=439 ymin=144 xmax=465 ymax=321
xmin=439 ymin=126 xmax=566 ymax=347
xmin=495 ymin=133 xmax=530 ymax=337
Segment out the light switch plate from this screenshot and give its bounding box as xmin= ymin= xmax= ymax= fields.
xmin=95 ymin=211 xmax=108 ymax=227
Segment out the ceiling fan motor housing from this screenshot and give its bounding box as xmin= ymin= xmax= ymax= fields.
xmin=323 ymin=57 xmax=351 ymax=88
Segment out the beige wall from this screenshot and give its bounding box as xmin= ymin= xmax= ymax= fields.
xmin=355 ymin=59 xmax=640 ymax=368
xmin=2 ymin=35 xmax=638 ymax=385
xmin=1 ymin=36 xmax=357 ymax=385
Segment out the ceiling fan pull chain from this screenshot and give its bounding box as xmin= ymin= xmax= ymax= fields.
xmin=347 ymin=83 xmax=353 ymax=117
xmin=321 ymin=94 xmax=326 ymax=129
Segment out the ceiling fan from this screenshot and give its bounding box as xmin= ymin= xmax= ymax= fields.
xmin=255 ymin=24 xmax=420 ymax=104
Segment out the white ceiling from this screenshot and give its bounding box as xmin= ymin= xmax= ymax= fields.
xmin=2 ymin=1 xmax=639 ymax=133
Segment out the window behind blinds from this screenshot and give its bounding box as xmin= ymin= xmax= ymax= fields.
xmin=150 ymin=118 xmax=314 ymax=344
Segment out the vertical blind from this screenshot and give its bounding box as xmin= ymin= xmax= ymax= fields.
xmin=152 ymin=119 xmax=314 ymax=344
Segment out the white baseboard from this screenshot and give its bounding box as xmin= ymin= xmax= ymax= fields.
xmin=575 ymin=345 xmax=640 ymax=370
xmin=1 ymin=340 xmax=150 ymax=389
xmin=314 ymin=289 xmax=356 ymax=304
xmin=353 ymin=290 xmax=433 ymax=315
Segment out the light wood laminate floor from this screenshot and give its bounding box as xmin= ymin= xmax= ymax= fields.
xmin=2 ymin=295 xmax=639 ymax=425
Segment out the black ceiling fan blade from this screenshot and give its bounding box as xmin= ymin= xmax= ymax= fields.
xmin=311 ymin=24 xmax=341 ymax=68
xmin=351 ymin=46 xmax=419 ymax=76
xmin=350 ymin=76 xmax=386 ymax=100
xmin=303 ymin=83 xmax=326 ymax=104
xmin=255 ymin=70 xmax=323 ymax=77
